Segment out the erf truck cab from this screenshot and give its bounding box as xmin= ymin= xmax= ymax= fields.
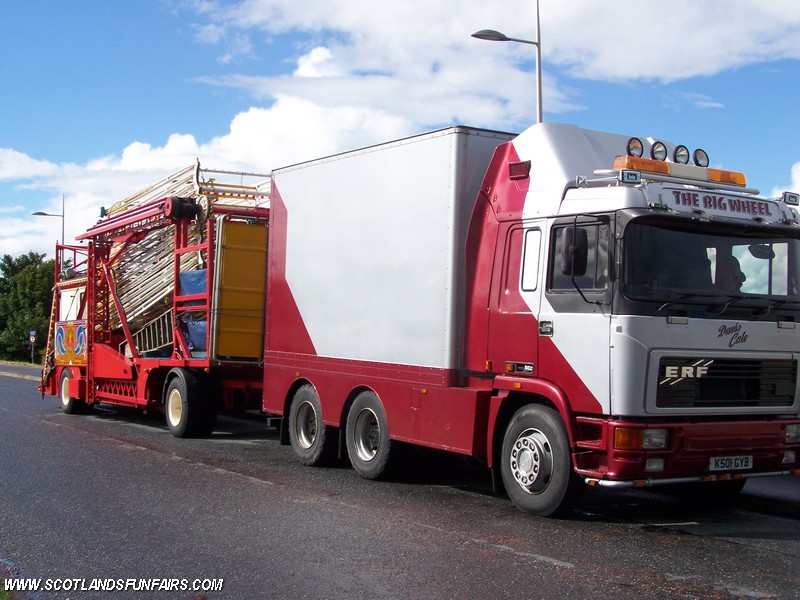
xmin=462 ymin=123 xmax=800 ymax=512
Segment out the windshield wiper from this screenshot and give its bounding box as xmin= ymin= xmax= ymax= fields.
xmin=706 ymin=294 xmax=795 ymax=317
xmin=657 ymin=292 xmax=719 ymax=313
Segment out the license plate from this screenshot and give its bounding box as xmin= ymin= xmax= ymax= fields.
xmin=709 ymin=455 xmax=752 ymax=471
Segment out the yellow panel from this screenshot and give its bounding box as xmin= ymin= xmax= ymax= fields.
xmin=213 ymin=220 xmax=268 ymax=360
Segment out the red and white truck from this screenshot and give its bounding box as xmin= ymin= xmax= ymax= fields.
xmin=41 ymin=122 xmax=800 ymax=516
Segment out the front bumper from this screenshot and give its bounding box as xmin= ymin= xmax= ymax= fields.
xmin=573 ymin=417 xmax=800 ymax=487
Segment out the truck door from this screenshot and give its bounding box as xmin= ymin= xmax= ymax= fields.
xmin=537 ymin=218 xmax=611 ymax=415
xmin=486 ymin=222 xmax=544 ymax=372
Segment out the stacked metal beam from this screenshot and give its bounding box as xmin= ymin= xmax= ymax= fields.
xmin=100 ymin=162 xmax=271 ymax=338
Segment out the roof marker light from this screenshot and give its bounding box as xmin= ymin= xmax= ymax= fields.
xmin=708 ymin=168 xmax=747 ymax=186
xmin=612 ymin=154 xmax=747 ymax=187
xmin=651 ymin=141 xmax=668 ymax=161
xmin=673 ymin=145 xmax=689 ymax=164
xmin=693 ymin=148 xmax=709 ymax=168
xmin=613 ymin=155 xmax=670 ymax=175
xmin=627 ymin=137 xmax=644 ymax=158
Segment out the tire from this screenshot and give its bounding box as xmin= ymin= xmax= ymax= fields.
xmin=164 ymin=370 xmax=215 ymax=438
xmin=345 ymin=391 xmax=391 ymax=480
xmin=500 ymin=404 xmax=583 ymax=517
xmin=288 ymin=384 xmax=337 ymax=466
xmin=59 ymin=369 xmax=86 ymax=414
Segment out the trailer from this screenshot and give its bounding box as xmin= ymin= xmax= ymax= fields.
xmin=39 ymin=163 xmax=271 ymax=437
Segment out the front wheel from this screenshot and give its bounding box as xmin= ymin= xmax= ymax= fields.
xmin=288 ymin=384 xmax=337 ymax=466
xmin=500 ymin=404 xmax=583 ymax=517
xmin=345 ymin=391 xmax=391 ymax=480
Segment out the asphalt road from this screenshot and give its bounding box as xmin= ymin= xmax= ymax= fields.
xmin=1 ymin=363 xmax=799 ymax=599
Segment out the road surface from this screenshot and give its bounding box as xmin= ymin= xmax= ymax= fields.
xmin=1 ymin=363 xmax=798 ymax=599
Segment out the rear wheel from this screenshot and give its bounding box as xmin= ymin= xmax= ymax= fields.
xmin=288 ymin=384 xmax=337 ymax=466
xmin=164 ymin=370 xmax=216 ymax=438
xmin=500 ymin=404 xmax=583 ymax=517
xmin=59 ymin=369 xmax=86 ymax=414
xmin=346 ymin=391 xmax=391 ymax=480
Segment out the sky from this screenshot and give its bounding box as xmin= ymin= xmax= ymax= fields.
xmin=1 ymin=0 xmax=800 ymax=258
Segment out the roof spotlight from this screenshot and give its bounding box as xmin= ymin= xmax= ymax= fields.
xmin=673 ymin=145 xmax=689 ymax=164
xmin=627 ymin=137 xmax=643 ymax=158
xmin=651 ymin=141 xmax=667 ymax=161
xmin=693 ymin=148 xmax=710 ymax=168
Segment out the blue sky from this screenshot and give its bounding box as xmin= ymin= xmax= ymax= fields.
xmin=2 ymin=0 xmax=799 ymax=257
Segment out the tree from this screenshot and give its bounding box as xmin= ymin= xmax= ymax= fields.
xmin=0 ymin=252 xmax=55 ymax=362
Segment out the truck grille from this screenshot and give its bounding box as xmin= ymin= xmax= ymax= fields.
xmin=656 ymin=358 xmax=796 ymax=409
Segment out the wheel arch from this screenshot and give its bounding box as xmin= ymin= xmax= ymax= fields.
xmin=58 ymin=365 xmax=78 ymax=384
xmin=488 ymin=379 xmax=577 ymax=471
xmin=339 ymin=384 xmax=379 ymax=428
xmin=145 ymin=368 xmax=169 ymax=406
xmin=162 ymin=367 xmax=193 ymax=405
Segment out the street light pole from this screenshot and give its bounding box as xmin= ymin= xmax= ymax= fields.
xmin=32 ymin=193 xmax=65 ymax=243
xmin=472 ymin=0 xmax=543 ymax=124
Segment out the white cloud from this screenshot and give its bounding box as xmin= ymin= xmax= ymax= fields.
xmin=663 ymin=92 xmax=725 ymax=112
xmin=771 ymin=162 xmax=800 ymax=199
xmin=0 ymin=97 xmax=414 ymax=257
xmin=544 ymin=0 xmax=800 ymax=81
xmin=295 ymin=47 xmax=340 ymax=78
xmin=0 ymin=149 xmax=59 ymax=180
xmin=3 ymin=0 xmax=800 ymax=259
xmin=192 ymin=0 xmax=800 ymax=84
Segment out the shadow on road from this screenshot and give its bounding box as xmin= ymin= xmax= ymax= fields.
xmin=79 ymin=404 xmax=277 ymax=441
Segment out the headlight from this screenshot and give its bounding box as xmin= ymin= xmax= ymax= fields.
xmin=643 ymin=428 xmax=669 ymax=449
xmin=614 ymin=427 xmax=669 ymax=450
xmin=786 ymin=423 xmax=800 ymax=444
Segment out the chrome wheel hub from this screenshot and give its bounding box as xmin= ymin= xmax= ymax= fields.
xmin=509 ymin=428 xmax=553 ymax=494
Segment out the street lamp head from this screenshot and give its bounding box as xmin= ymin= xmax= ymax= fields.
xmin=471 ymin=29 xmax=510 ymax=42
xmin=472 ymin=3 xmax=544 ymax=125
xmin=32 ymin=204 xmax=66 ymax=244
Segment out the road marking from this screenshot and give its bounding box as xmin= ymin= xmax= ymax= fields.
xmin=0 ymin=370 xmax=40 ymax=382
xmin=470 ymin=538 xmax=576 ymax=569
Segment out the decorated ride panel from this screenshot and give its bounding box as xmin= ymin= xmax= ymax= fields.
xmin=55 ymin=320 xmax=87 ymax=366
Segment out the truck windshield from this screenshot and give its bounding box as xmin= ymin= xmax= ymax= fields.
xmin=622 ymin=220 xmax=800 ymax=306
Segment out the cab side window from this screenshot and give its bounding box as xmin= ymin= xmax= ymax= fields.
xmin=548 ymin=222 xmax=609 ymax=292
xmin=521 ymin=229 xmax=542 ymax=292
